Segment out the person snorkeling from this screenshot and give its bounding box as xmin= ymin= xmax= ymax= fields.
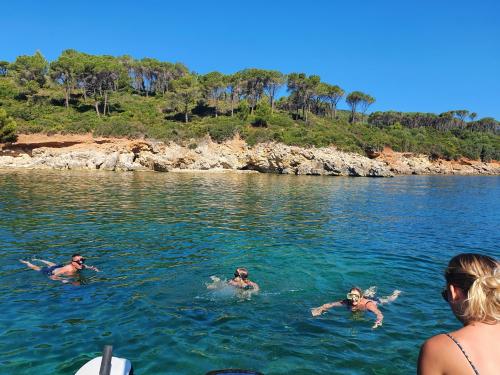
xmin=228 ymin=267 xmax=260 ymax=292
xmin=19 ymin=253 xmax=100 ymax=282
xmin=311 ymin=287 xmax=400 ymax=329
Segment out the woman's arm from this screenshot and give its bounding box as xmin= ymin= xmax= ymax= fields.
xmin=311 ymin=301 xmax=344 ymax=316
xmin=366 ymin=302 xmax=384 ymax=328
xmin=249 ymin=281 xmax=260 ymax=292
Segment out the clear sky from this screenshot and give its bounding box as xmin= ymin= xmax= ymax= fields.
xmin=3 ymin=0 xmax=500 ymax=119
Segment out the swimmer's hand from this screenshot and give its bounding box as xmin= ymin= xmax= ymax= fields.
xmin=206 ymin=276 xmax=221 ymax=289
xmin=311 ymin=307 xmax=324 ymax=317
xmin=372 ymin=320 xmax=382 ymax=329
xmin=85 ymin=265 xmax=100 ymax=272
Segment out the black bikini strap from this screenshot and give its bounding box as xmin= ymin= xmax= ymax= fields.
xmin=444 ymin=333 xmax=480 ymax=375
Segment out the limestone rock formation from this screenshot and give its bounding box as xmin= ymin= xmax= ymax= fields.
xmin=0 ymin=134 xmax=498 ymax=176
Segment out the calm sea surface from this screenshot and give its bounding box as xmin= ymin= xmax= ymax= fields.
xmin=0 ymin=170 xmax=499 ymax=375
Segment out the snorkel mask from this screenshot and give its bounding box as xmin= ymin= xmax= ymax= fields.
xmin=347 ymin=292 xmax=361 ymax=301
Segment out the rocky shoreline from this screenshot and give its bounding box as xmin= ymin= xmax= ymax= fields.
xmin=0 ymin=134 xmax=498 ymax=177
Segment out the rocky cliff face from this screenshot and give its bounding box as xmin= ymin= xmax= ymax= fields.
xmin=0 ymin=135 xmax=498 ymax=176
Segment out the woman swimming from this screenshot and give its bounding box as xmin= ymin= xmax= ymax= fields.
xmin=228 ymin=267 xmax=260 ymax=292
xmin=311 ymin=287 xmax=400 ymax=328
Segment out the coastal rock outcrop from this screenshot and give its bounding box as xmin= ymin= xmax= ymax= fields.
xmin=0 ymin=134 xmax=498 ymax=176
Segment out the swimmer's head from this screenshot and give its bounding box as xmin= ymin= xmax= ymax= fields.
xmin=347 ymin=287 xmax=363 ymax=305
xmin=71 ymin=253 xmax=85 ymax=270
xmin=234 ymin=267 xmax=249 ymax=280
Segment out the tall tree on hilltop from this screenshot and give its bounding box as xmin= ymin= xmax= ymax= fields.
xmin=129 ymin=59 xmax=146 ymax=93
xmin=453 ymin=110 xmax=469 ymax=122
xmin=226 ymin=73 xmax=243 ymax=117
xmin=10 ymin=51 xmax=48 ymax=95
xmin=263 ymin=70 xmax=285 ymax=113
xmin=346 ymin=91 xmax=374 ymax=123
xmin=317 ymin=83 xmax=344 ymax=119
xmin=168 ymin=75 xmax=202 ymax=123
xmin=141 ymin=58 xmax=160 ymax=96
xmin=77 ymin=55 xmax=125 ymax=116
xmin=201 ymin=71 xmax=227 ymax=117
xmin=359 ymin=93 xmax=375 ymax=117
xmin=287 ymin=73 xmax=320 ymax=123
xmin=158 ymin=62 xmax=188 ymax=95
xmin=239 ymin=68 xmax=267 ymax=114
xmin=49 ymin=49 xmax=82 ymax=108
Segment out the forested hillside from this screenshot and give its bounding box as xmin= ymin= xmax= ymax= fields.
xmin=0 ymin=51 xmax=498 ymax=161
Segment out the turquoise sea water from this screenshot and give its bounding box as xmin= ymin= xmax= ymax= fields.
xmin=0 ymin=170 xmax=499 ymax=375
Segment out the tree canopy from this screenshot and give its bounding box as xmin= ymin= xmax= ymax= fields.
xmin=0 ymin=49 xmax=497 ymax=161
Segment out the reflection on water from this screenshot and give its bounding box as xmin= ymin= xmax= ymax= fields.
xmin=0 ymin=170 xmax=499 ymax=374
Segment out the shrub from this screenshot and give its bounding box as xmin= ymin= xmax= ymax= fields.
xmin=0 ymin=109 xmax=17 ymax=142
xmin=243 ymin=127 xmax=274 ymax=146
xmin=208 ymin=122 xmax=241 ymax=143
xmin=237 ymin=100 xmax=250 ymax=120
xmin=94 ymin=118 xmax=142 ymax=138
xmin=252 ymin=101 xmax=271 ymax=127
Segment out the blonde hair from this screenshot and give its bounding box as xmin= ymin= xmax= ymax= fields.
xmin=445 ymin=253 xmax=500 ymax=323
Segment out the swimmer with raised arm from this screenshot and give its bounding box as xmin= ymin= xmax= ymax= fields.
xmin=228 ymin=267 xmax=260 ymax=292
xmin=19 ymin=253 xmax=100 ymax=281
xmin=311 ymin=287 xmax=400 ymax=329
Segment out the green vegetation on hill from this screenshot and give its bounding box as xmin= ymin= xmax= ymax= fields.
xmin=0 ymin=51 xmax=498 ymax=161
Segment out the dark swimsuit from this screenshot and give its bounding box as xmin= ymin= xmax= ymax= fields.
xmin=444 ymin=333 xmax=480 ymax=375
xmin=41 ymin=265 xmax=63 ymax=276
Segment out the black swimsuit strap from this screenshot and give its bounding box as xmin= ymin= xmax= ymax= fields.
xmin=444 ymin=333 xmax=480 ymax=375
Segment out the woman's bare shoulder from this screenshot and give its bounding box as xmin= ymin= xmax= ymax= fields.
xmin=422 ymin=333 xmax=452 ymax=348
xmin=418 ymin=334 xmax=455 ymax=374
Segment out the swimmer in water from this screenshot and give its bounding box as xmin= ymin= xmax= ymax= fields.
xmin=228 ymin=267 xmax=260 ymax=292
xmin=311 ymin=287 xmax=401 ymax=329
xmin=19 ymin=253 xmax=100 ymax=281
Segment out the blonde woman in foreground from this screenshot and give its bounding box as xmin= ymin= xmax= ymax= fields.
xmin=418 ymin=253 xmax=500 ymax=375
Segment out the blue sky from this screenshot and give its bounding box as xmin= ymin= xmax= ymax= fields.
xmin=3 ymin=0 xmax=500 ymax=118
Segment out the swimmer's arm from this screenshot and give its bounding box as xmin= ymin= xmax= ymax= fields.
xmin=49 ymin=274 xmax=68 ymax=283
xmin=311 ymin=301 xmax=344 ymax=316
xmin=51 ymin=267 xmax=66 ymax=276
xmin=249 ymin=281 xmax=259 ymax=292
xmin=367 ymin=302 xmax=384 ymax=328
xmin=84 ymin=264 xmax=100 ymax=272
